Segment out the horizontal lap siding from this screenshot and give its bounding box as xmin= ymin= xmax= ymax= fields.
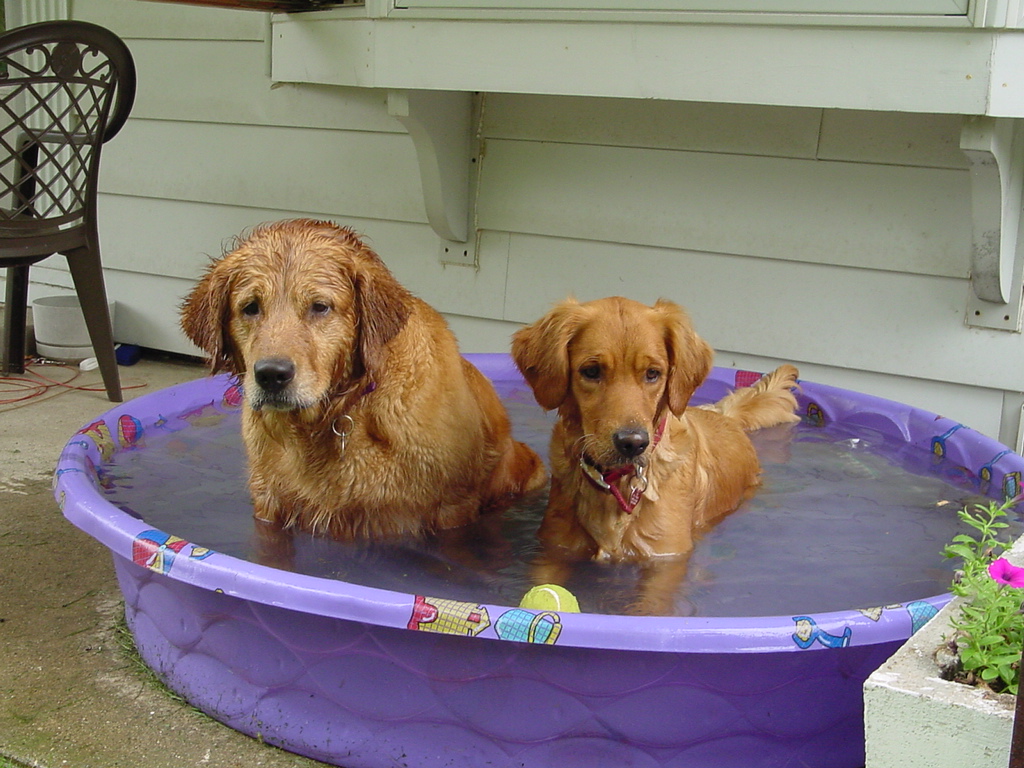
xmin=99 ymin=120 xmax=425 ymax=224
xmin=478 ymin=138 xmax=968 ymax=277
xmin=479 ymin=95 xmax=970 ymax=278
xmin=92 ymin=196 xmax=509 ymax=320
xmin=500 ymin=235 xmax=979 ymax=388
xmin=483 ymin=96 xmax=825 ymax=158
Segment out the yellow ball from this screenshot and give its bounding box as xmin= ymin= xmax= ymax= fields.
xmin=519 ymin=584 xmax=581 ymax=613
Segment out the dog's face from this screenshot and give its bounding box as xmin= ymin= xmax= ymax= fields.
xmin=181 ymin=219 xmax=410 ymax=411
xmin=512 ymin=297 xmax=712 ymax=468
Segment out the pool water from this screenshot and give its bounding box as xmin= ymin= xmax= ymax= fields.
xmin=98 ymin=376 xmax=1006 ymax=618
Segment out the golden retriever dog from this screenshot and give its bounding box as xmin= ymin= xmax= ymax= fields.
xmin=512 ymin=296 xmax=800 ymax=613
xmin=181 ymin=219 xmax=546 ymax=541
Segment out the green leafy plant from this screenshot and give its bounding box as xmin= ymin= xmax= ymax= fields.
xmin=942 ymin=496 xmax=1024 ymax=695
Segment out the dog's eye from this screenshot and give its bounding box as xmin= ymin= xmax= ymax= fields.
xmin=241 ymin=300 xmax=260 ymax=317
xmin=310 ymin=301 xmax=331 ymax=317
xmin=645 ymin=368 xmax=662 ymax=383
xmin=580 ymin=364 xmax=601 ymax=381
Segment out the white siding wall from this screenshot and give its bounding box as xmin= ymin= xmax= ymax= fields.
xmin=16 ymin=0 xmax=1024 ymax=444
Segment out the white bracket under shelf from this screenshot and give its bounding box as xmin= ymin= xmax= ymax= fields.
xmin=387 ymin=89 xmax=478 ymax=266
xmin=961 ymin=116 xmax=1024 ymax=331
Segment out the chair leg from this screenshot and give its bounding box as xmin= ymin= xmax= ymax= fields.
xmin=2 ymin=264 xmax=30 ymax=374
xmin=65 ymin=247 xmax=122 ymax=402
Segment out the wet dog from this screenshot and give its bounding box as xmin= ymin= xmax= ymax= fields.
xmin=181 ymin=219 xmax=546 ymax=542
xmin=512 ymin=296 xmax=800 ymax=613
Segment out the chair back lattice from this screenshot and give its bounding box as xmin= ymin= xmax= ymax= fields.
xmin=0 ymin=22 xmax=135 ymax=235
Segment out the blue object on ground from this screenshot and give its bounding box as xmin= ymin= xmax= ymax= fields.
xmin=116 ymin=344 xmax=142 ymax=366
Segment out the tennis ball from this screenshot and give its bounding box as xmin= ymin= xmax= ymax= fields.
xmin=519 ymin=584 xmax=581 ymax=613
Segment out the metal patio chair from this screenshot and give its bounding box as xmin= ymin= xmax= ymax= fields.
xmin=0 ymin=20 xmax=136 ymax=401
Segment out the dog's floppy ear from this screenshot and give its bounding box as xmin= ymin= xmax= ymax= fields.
xmin=654 ymin=298 xmax=713 ymax=416
xmin=180 ymin=257 xmax=241 ymax=375
xmin=348 ymin=238 xmax=413 ymax=381
xmin=512 ymin=298 xmax=586 ymax=411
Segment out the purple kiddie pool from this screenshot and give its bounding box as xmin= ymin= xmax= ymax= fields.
xmin=54 ymin=354 xmax=1024 ymax=768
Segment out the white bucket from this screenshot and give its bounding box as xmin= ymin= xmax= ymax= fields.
xmin=32 ymin=295 xmax=116 ymax=362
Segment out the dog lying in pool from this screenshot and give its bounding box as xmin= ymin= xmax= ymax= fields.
xmin=180 ymin=219 xmax=546 ymax=541
xmin=512 ymin=296 xmax=800 ymax=613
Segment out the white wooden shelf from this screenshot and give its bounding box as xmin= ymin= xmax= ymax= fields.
xmin=272 ymin=2 xmax=1024 ymax=115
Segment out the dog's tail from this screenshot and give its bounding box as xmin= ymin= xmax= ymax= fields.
xmin=711 ymin=364 xmax=801 ymax=432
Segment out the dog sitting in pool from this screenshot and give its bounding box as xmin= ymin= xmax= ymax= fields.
xmin=180 ymin=219 xmax=546 ymax=541
xmin=512 ymin=296 xmax=800 ymax=614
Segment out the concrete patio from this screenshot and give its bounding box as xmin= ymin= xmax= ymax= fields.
xmin=0 ymin=351 xmax=331 ymax=768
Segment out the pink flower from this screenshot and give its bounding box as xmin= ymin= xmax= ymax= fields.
xmin=988 ymin=558 xmax=1024 ymax=588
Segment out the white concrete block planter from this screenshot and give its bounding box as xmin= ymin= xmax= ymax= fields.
xmin=864 ymin=537 xmax=1024 ymax=768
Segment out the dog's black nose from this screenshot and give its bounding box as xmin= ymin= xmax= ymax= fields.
xmin=613 ymin=428 xmax=650 ymax=458
xmin=254 ymin=358 xmax=295 ymax=394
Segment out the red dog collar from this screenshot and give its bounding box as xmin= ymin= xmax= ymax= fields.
xmin=579 ymin=416 xmax=668 ymax=514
